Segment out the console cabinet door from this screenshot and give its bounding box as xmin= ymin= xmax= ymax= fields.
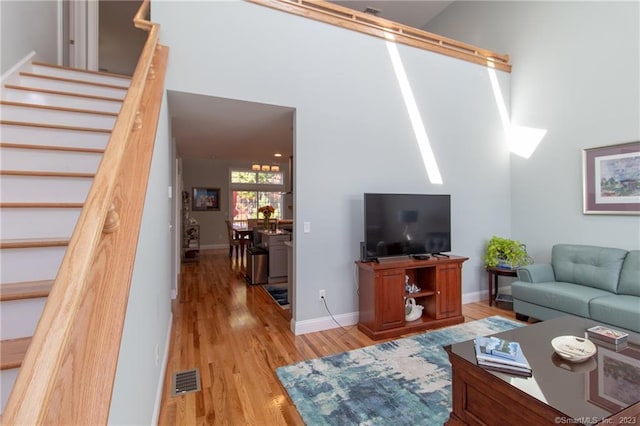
xmin=436 ymin=264 xmax=462 ymax=318
xmin=379 ymin=270 xmax=405 ymax=329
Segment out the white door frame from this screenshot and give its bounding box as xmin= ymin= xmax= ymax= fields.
xmin=68 ymin=0 xmax=98 ymax=70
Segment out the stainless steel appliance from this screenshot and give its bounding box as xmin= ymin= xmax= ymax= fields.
xmin=246 ymin=246 xmax=268 ymax=284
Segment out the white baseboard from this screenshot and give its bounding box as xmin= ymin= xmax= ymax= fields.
xmin=292 ymin=311 xmax=359 ymax=335
xmin=461 ymin=285 xmax=513 ymax=305
xmin=462 ymin=290 xmax=487 ymax=304
xmin=291 ymin=288 xmax=508 ymax=335
xmin=152 ymin=312 xmax=173 ymax=425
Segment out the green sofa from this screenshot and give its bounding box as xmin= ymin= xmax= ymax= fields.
xmin=512 ymin=244 xmax=640 ymax=333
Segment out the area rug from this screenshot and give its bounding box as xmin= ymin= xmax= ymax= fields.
xmin=264 ymin=284 xmax=289 ymax=307
xmin=276 ymin=316 xmax=523 ymax=425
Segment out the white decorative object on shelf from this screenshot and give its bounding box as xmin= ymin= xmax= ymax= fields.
xmin=404 ymin=274 xmax=421 ymax=293
xmin=405 ymin=298 xmax=423 ymax=322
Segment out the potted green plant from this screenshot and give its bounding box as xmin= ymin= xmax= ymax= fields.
xmin=483 ymin=236 xmax=531 ymax=269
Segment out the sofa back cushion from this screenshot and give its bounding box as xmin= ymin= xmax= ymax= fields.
xmin=618 ymin=250 xmax=640 ymax=296
xmin=552 ymin=244 xmax=628 ymax=293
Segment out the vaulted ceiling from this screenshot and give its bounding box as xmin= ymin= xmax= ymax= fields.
xmin=169 ymin=1 xmax=454 ymax=164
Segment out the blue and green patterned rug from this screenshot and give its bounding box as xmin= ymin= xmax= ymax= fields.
xmin=276 ymin=316 xmax=523 ymax=425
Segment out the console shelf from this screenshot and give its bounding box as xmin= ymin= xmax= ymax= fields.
xmin=356 ymin=255 xmax=468 ymax=340
xmin=406 ymin=290 xmax=436 ymax=298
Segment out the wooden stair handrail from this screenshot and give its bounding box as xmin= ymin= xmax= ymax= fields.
xmin=248 ymin=0 xmax=511 ymax=72
xmin=2 ymin=1 xmax=164 ymax=423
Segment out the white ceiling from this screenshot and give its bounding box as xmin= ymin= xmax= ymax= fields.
xmin=168 ymin=1 xmax=453 ymax=164
xmin=169 ymin=91 xmax=294 ymax=163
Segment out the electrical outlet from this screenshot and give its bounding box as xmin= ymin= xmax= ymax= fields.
xmin=319 ymin=289 xmax=326 ymax=300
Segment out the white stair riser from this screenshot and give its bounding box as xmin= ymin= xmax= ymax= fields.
xmin=0 ymin=104 xmax=116 ymax=129
xmin=0 ymin=147 xmax=102 ymax=173
xmin=0 ymin=246 xmax=65 ymax=283
xmin=0 ymin=124 xmax=110 ymax=149
xmin=1 ymin=368 xmax=19 ymax=414
xmin=0 ymin=175 xmax=92 ymax=203
xmin=19 ymin=75 xmax=127 ymax=100
xmin=0 ymin=208 xmax=81 ymax=239
xmin=2 ymin=88 xmax=122 ymax=113
xmin=0 ymin=298 xmax=46 ymax=340
xmin=31 ymin=64 xmax=130 ymax=88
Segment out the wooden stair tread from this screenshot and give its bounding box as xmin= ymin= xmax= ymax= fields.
xmin=0 ymin=120 xmax=112 ymax=133
xmin=0 ymin=142 xmax=104 ymax=154
xmin=0 ymin=280 xmax=53 ymax=302
xmin=0 ymin=170 xmax=95 ymax=178
xmin=0 ymin=202 xmax=84 ymax=208
xmin=19 ymin=72 xmax=129 ymax=91
xmin=3 ymin=85 xmax=124 ymax=103
xmin=0 ymin=100 xmax=118 ymax=117
xmin=0 ymin=238 xmax=69 ymax=249
xmin=32 ymin=61 xmax=132 ymax=81
xmin=0 ymin=337 xmax=32 ymax=370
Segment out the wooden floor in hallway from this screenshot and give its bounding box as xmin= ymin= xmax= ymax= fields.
xmin=158 ymin=249 xmax=521 ymax=425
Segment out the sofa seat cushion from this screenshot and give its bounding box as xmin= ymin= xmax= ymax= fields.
xmin=618 ymin=250 xmax=640 ymax=297
xmin=589 ymin=295 xmax=640 ymax=333
xmin=552 ymin=244 xmax=628 ymax=293
xmin=512 ymin=281 xmax=611 ymax=318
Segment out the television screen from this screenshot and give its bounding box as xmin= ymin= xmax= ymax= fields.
xmin=364 ymin=193 xmax=451 ymax=259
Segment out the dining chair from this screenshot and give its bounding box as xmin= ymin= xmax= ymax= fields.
xmin=225 ymin=220 xmax=242 ymax=259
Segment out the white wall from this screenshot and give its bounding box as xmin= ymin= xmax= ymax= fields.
xmin=108 ymin=92 xmax=173 ymax=425
xmin=427 ymin=1 xmax=640 ymax=261
xmin=0 ymin=0 xmax=59 ymax=75
xmin=153 ymin=1 xmax=512 ymax=325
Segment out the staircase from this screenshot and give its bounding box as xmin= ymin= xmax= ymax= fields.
xmin=0 ymin=60 xmax=131 ymax=413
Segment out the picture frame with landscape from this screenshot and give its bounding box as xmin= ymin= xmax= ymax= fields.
xmin=582 ymin=141 xmax=640 ymax=215
xmin=192 ymin=187 xmax=220 ymax=211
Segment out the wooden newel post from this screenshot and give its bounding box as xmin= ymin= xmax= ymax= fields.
xmin=103 ymin=203 xmax=120 ymax=233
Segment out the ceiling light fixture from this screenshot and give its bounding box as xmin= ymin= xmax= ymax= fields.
xmin=251 ymin=163 xmax=282 ymax=172
xmin=273 ymin=153 xmax=283 ymax=158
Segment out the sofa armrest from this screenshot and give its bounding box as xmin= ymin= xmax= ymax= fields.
xmin=516 ymin=264 xmax=555 ymax=283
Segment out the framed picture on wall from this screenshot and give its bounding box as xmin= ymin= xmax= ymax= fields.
xmin=582 ymin=141 xmax=640 ymax=215
xmin=192 ymin=187 xmax=220 ymax=211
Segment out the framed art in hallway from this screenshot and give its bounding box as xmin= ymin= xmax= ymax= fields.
xmin=192 ymin=187 xmax=220 ymax=211
xmin=582 ymin=141 xmax=640 ymax=215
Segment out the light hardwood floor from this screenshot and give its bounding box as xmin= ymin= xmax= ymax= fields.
xmin=158 ymin=249 xmax=521 ymax=425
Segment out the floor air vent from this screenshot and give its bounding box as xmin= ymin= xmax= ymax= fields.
xmin=171 ymin=368 xmax=201 ymax=396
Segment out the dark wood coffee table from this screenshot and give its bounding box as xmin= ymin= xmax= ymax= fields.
xmin=445 ymin=316 xmax=640 ymax=425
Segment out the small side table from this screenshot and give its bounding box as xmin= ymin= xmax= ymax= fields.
xmin=486 ymin=266 xmax=518 ymax=306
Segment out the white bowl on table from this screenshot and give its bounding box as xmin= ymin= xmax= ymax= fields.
xmin=551 ymin=335 xmax=597 ymax=363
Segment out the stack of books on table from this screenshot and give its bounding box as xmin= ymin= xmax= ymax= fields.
xmin=474 ymin=336 xmax=532 ymax=377
xmin=586 ymin=325 xmax=628 ymax=350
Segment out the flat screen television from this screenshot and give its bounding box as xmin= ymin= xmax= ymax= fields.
xmin=364 ymin=193 xmax=451 ymax=260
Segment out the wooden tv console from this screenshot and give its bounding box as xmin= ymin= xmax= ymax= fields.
xmin=356 ymin=255 xmax=468 ymax=340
